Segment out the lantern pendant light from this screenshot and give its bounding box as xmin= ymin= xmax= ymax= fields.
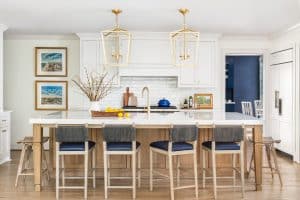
xmin=101 ymin=9 xmax=132 ymax=67
xmin=170 ymin=8 xmax=200 ymax=67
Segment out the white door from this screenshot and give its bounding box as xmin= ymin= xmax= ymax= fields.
xmin=269 ymin=62 xmax=293 ymax=154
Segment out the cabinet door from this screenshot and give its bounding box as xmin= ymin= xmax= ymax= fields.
xmin=178 ymin=41 xmax=215 ymax=87
xmin=80 ymin=40 xmax=120 ymax=86
xmin=278 ymin=63 xmax=293 ymax=154
xmin=0 ymin=127 xmax=7 ymax=162
xmin=197 ymin=41 xmax=215 ymax=87
xmin=269 ymin=63 xmax=293 ymax=154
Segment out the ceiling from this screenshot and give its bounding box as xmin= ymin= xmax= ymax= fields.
xmin=0 ymin=0 xmax=300 ymax=35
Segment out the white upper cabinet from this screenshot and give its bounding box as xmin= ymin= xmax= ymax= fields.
xmin=78 ymin=34 xmax=120 ymax=87
xmin=178 ymin=41 xmax=216 ymax=87
xmin=77 ymin=32 xmax=217 ymax=88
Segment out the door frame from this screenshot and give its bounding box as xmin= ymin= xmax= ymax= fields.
xmin=221 ymin=48 xmax=269 ymax=136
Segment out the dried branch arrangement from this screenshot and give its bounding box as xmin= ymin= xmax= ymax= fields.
xmin=72 ymin=68 xmax=115 ymax=101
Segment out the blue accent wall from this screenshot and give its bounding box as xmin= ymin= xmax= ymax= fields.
xmin=225 ymin=56 xmax=260 ymax=113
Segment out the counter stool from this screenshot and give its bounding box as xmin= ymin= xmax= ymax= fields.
xmin=55 ymin=126 xmax=96 ymax=199
xmin=102 ymin=124 xmax=141 ymax=199
xmin=15 ymin=136 xmax=50 ymax=187
xmin=248 ymin=137 xmax=283 ymax=186
xmin=202 ymin=126 xmax=245 ymax=199
xmin=149 ymin=125 xmax=198 ymax=200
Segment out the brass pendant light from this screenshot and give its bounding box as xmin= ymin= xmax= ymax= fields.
xmin=101 ymin=9 xmax=132 ymax=67
xmin=170 ymin=8 xmax=200 ymax=67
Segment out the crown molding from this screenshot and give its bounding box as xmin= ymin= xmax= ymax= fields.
xmin=0 ymin=24 xmax=8 ymax=32
xmin=4 ymin=33 xmax=79 ymax=40
xmin=270 ymin=22 xmax=300 ymax=39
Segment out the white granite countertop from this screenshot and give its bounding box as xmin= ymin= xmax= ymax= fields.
xmin=29 ymin=110 xmax=263 ymax=126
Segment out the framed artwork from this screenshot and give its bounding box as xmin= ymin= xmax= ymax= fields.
xmin=194 ymin=93 xmax=213 ymax=109
xmin=35 ymin=47 xmax=67 ymax=77
xmin=35 ymin=81 xmax=68 ymax=110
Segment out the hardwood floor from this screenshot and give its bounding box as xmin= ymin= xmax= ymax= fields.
xmin=0 ymin=150 xmax=299 ymax=200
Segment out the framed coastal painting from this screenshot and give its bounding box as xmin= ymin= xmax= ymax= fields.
xmin=35 ymin=47 xmax=67 ymax=77
xmin=194 ymin=93 xmax=213 ymax=109
xmin=35 ymin=81 xmax=68 ymax=110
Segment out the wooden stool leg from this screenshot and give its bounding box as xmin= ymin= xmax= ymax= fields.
xmin=271 ymin=146 xmax=283 ymax=186
xmin=84 ymin=152 xmax=88 ymax=199
xmin=103 ymin=152 xmax=108 ymax=199
xmin=232 ymin=154 xmax=236 ymax=187
xmin=92 ymin=148 xmax=96 ymax=189
xmin=132 ymin=151 xmax=136 ymax=199
xmin=61 ymin=155 xmax=65 ymax=186
xmin=212 ymin=151 xmax=217 ymax=199
xmin=248 ymin=150 xmax=254 ymax=177
xmin=193 ymin=149 xmax=199 ymax=198
xmin=149 ymin=149 xmax=153 ymax=191
xmin=176 ymin=155 xmax=180 ymax=187
xmin=138 ymin=150 xmax=141 ymax=188
xmin=42 ymin=145 xmax=50 ymax=181
xmin=107 ymin=155 xmax=110 ymax=186
xmin=25 ymin=145 xmax=32 ymax=170
xmin=240 ymin=142 xmax=245 ymax=198
xmin=202 ymin=149 xmax=206 ymax=188
xmin=265 ymin=144 xmax=274 ymax=178
xmin=15 ymin=144 xmax=27 ymax=187
xmin=56 ymin=146 xmax=60 ymax=200
xmin=168 ymin=154 xmax=174 ymax=200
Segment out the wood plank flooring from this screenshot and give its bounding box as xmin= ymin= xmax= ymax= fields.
xmin=0 ymin=150 xmax=299 ymax=200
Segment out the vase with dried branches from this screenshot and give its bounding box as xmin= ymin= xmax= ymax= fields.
xmin=72 ymin=68 xmax=115 ymax=112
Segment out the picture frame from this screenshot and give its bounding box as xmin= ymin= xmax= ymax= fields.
xmin=194 ymin=93 xmax=213 ymax=109
xmin=35 ymin=47 xmax=67 ymax=77
xmin=35 ymin=81 xmax=68 ymax=110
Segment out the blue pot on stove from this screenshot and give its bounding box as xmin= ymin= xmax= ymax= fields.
xmin=158 ymin=98 xmax=171 ymax=107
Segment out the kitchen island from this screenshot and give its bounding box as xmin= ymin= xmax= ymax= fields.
xmin=29 ymin=111 xmax=263 ymax=192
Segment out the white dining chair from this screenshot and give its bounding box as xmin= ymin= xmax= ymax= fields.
xmin=254 ymin=100 xmax=263 ymax=118
xmin=241 ymin=101 xmax=253 ymax=116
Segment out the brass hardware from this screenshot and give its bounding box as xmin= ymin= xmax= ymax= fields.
xmin=112 ymin=9 xmax=122 ymax=15
xmin=178 ymin=8 xmax=189 ymax=15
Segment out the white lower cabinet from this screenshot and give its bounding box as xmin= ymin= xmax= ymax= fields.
xmin=0 ymin=111 xmax=11 ymax=164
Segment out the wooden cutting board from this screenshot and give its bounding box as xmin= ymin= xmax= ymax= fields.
xmin=123 ymin=87 xmax=133 ymax=106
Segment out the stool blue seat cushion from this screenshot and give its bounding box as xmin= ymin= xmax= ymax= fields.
xmin=59 ymin=141 xmax=96 ymax=151
xmin=202 ymin=141 xmax=240 ymax=150
xmin=107 ymin=142 xmax=141 ymax=151
xmin=150 ymin=140 xmax=193 ymax=151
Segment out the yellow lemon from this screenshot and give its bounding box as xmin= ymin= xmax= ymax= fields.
xmin=125 ymin=113 xmax=130 ymax=118
xmin=118 ymin=112 xmax=123 ymax=117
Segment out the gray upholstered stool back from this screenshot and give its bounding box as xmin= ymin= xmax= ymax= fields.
xmin=213 ymin=126 xmax=244 ymax=142
xmin=170 ymin=125 xmax=198 ymax=142
xmin=56 ymin=126 xmax=88 ymax=142
xmin=103 ymin=125 xmax=136 ymax=142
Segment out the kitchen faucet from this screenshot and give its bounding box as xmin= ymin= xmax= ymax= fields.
xmin=142 ymin=86 xmax=150 ymax=116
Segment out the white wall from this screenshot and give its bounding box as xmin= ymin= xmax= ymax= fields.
xmin=0 ymin=24 xmax=8 ymax=111
xmin=3 ymin=35 xmax=80 ymax=149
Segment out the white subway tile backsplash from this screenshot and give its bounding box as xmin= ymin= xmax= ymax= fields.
xmin=72 ymin=76 xmax=214 ymax=109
